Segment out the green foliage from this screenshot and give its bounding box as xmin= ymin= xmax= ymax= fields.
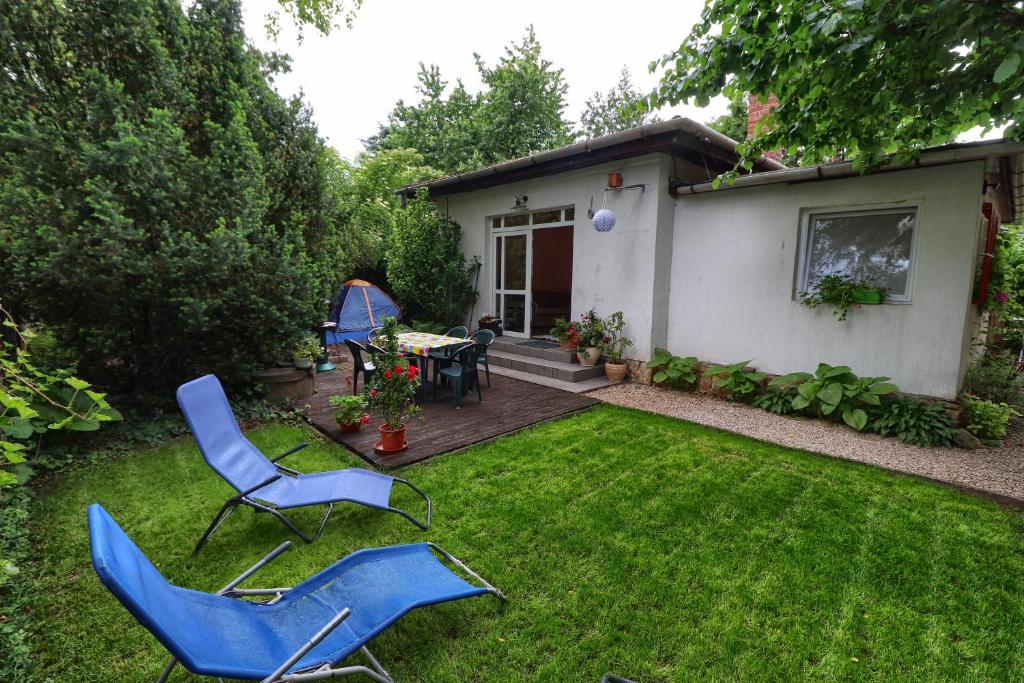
xmin=751 ymin=385 xmax=800 ymax=415
xmin=706 ymin=91 xmax=749 ymax=142
xmin=370 ymin=28 xmax=573 ymax=175
xmin=647 ymin=348 xmax=699 ymax=389
xmin=598 ymin=311 xmax=632 ymax=363
xmin=292 ymin=332 xmax=322 ymax=361
xmin=963 ymin=353 xmax=1024 ymax=410
xmin=771 ymin=363 xmax=898 ymax=430
xmin=264 ymin=0 xmax=363 ymax=41
xmin=1 ymin=305 xmax=121 ymax=486
xmin=0 ymin=0 xmax=357 ymax=399
xmin=410 ymin=320 xmax=448 ymax=335
xmin=871 ymin=397 xmax=958 ymax=448
xmin=579 ymin=67 xmax=660 ymax=139
xmin=386 ymin=192 xmax=478 ymax=326
xmin=328 ymin=394 xmax=367 ymax=425
xmin=962 ymin=394 xmax=1020 ymax=443
xmin=704 ymin=360 xmax=765 ymax=401
xmin=549 ymin=317 xmax=574 ymax=342
xmin=364 ymin=317 xmax=420 ymax=429
xmin=799 ymin=275 xmax=886 ymax=321
xmin=651 ymin=1 xmax=1024 ymax=172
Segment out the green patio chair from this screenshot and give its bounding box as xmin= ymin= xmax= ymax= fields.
xmin=432 ymin=342 xmax=483 ymax=409
xmin=472 ymin=328 xmax=495 ymax=386
xmin=344 ymin=340 xmax=375 ymax=395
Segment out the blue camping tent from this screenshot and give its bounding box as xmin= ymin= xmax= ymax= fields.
xmin=325 ymin=279 xmax=400 ymax=344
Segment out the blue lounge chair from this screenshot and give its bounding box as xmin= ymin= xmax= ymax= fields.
xmin=177 ymin=375 xmax=430 ymax=551
xmin=88 ymin=504 xmax=505 ymax=683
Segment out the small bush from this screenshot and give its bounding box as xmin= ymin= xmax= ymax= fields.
xmin=872 ymin=397 xmax=958 ymax=448
xmin=962 ymin=353 xmax=1024 ymax=410
xmin=962 ymin=394 xmax=1019 ymax=443
xmin=770 ymin=363 xmax=898 ymax=431
xmin=751 ymin=385 xmax=800 ymax=415
xmin=647 ymin=348 xmax=698 ymax=390
xmin=704 ymin=360 xmax=765 ymax=402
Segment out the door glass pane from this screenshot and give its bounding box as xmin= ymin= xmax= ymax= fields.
xmin=504 ymin=234 xmax=527 ymax=290
xmin=495 ymin=294 xmax=500 ymax=318
xmin=494 ymin=236 xmax=502 ymax=288
xmin=503 ymin=294 xmax=526 ymax=334
xmin=564 ymin=206 xmax=575 ymax=221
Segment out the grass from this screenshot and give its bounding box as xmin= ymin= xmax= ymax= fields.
xmin=25 ymin=404 xmax=1024 ymax=681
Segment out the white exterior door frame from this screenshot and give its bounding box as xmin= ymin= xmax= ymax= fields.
xmin=491 ymin=229 xmax=532 ymax=338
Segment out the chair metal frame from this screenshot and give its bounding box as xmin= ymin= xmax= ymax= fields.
xmin=157 ymin=540 xmax=505 ymax=683
xmin=195 ymin=442 xmax=431 ymax=553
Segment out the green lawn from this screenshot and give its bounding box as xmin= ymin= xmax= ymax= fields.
xmin=26 ymin=405 xmax=1024 ymax=681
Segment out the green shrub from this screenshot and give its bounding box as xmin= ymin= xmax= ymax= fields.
xmin=411 ymin=320 xmax=448 ymax=334
xmin=387 ymin=192 xmax=478 ymax=327
xmin=962 ymin=394 xmax=1020 ymax=443
xmin=0 ymin=0 xmax=361 ymax=400
xmin=771 ymin=363 xmax=898 ymax=431
xmin=962 ymin=353 xmax=1024 ymax=410
xmin=704 ymin=360 xmax=765 ymax=401
xmin=872 ymin=397 xmax=958 ymax=448
xmin=751 ymin=385 xmax=800 ymax=415
xmin=647 ymin=348 xmax=698 ymax=390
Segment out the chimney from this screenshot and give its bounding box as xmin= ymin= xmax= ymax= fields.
xmin=747 ymin=94 xmax=784 ymax=162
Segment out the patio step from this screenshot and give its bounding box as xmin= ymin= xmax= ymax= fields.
xmin=487 ymin=348 xmax=605 ymax=383
xmin=490 ymin=338 xmax=578 ymax=364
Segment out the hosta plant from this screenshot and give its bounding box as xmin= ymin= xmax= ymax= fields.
xmin=770 ymin=363 xmax=898 ymax=431
xmin=647 ymin=348 xmax=699 ymax=390
xmin=872 ymin=397 xmax=958 ymax=448
xmin=751 ymin=385 xmax=800 ymax=415
xmin=704 ymin=360 xmax=765 ymax=401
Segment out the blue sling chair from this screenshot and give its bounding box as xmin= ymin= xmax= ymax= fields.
xmin=88 ymin=504 xmax=505 ymax=683
xmin=177 ymin=375 xmax=430 ymax=552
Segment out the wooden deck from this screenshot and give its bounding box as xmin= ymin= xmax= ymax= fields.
xmin=306 ymin=354 xmax=599 ymax=469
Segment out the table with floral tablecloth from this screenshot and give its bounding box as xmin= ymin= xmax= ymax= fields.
xmin=395 ymin=331 xmax=471 ymax=357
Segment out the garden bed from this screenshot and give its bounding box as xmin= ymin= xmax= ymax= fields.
xmin=592 ymin=382 xmax=1024 ymax=505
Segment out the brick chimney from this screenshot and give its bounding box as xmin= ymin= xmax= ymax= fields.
xmin=747 ymin=94 xmax=784 ymax=162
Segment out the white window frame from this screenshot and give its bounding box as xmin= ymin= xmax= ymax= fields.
xmin=795 ymin=203 xmax=922 ymax=304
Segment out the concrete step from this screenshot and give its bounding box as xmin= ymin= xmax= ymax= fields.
xmin=490 ymin=339 xmax=577 ymax=364
xmin=488 ymin=364 xmax=612 ymax=394
xmin=488 ymin=348 xmax=604 ymax=383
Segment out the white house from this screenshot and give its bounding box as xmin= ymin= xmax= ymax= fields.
xmin=403 ymin=115 xmax=1024 ymax=399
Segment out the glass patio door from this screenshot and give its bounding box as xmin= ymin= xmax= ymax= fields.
xmin=493 ymin=230 xmax=531 ymax=337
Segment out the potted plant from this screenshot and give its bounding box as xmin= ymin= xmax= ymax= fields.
xmin=364 ymin=317 xmax=421 ymax=453
xmin=575 ymin=309 xmax=605 ymax=366
xmin=292 ymin=332 xmax=322 ymax=369
xmin=329 ymin=394 xmax=369 ymax=433
xmin=599 ymin=311 xmax=632 ymax=381
xmin=549 ymin=317 xmax=577 ymax=352
xmin=799 ymin=275 xmax=886 ymax=321
xmin=478 ymin=314 xmax=502 ymax=336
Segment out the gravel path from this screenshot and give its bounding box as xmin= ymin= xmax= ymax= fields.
xmin=591 ymin=383 xmax=1024 ymax=505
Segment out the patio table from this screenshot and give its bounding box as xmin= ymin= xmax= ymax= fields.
xmin=395 ymin=332 xmax=472 ymax=399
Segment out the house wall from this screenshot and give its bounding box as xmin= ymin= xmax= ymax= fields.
xmin=439 ymin=154 xmax=669 ymax=358
xmin=668 ymin=161 xmax=987 ymax=399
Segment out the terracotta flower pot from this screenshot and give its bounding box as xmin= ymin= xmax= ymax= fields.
xmin=375 ymin=423 xmax=407 ymax=453
xmin=577 ymin=347 xmax=601 ymax=366
xmin=337 ymin=421 xmax=361 ymax=434
xmin=604 ymin=361 xmax=628 ymax=382
xmin=558 ymin=337 xmax=576 ymax=352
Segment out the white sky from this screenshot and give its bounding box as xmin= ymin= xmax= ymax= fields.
xmin=240 ymin=0 xmax=726 ymax=159
xmin=239 ymin=0 xmax=1002 ymax=159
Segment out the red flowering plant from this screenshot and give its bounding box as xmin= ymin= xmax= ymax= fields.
xmin=549 ymin=317 xmax=577 ymax=347
xmin=364 ymin=317 xmax=421 ymax=430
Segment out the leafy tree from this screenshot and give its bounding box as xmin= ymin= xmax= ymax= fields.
xmin=386 ymin=193 xmax=478 ymax=326
xmin=580 ymin=67 xmax=660 ymax=139
xmin=706 ymin=91 xmax=748 ymax=142
xmin=0 ymin=0 xmax=357 ymax=398
xmin=370 ymin=27 xmax=574 ymax=174
xmin=474 ymin=26 xmax=574 ymax=162
xmin=264 ymin=0 xmax=363 ymax=41
xmin=651 ymin=1 xmax=1024 ymax=171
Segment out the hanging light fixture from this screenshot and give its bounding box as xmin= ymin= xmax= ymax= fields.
xmin=592 ymin=193 xmax=616 ymax=232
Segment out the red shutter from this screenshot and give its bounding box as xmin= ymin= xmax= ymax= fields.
xmin=973 ymin=203 xmax=999 ymax=306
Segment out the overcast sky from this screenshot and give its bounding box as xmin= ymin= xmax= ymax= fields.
xmin=239 ymin=0 xmax=1002 ymax=159
xmin=240 ymin=0 xmax=729 ymax=159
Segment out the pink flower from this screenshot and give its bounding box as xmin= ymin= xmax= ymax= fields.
xmin=369 ymin=388 xmax=377 ymax=397
xmin=360 ymin=414 xmax=370 ymax=425
xmin=996 ymin=291 xmax=1010 ymax=304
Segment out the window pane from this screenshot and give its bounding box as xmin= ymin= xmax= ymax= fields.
xmin=531 ymin=209 xmax=561 ymax=224
xmin=503 ymin=234 xmax=527 ymax=290
xmin=503 ymin=294 xmax=526 ymax=333
xmin=504 ymin=213 xmax=529 ymax=227
xmin=494 ymin=236 xmax=502 ymax=288
xmin=491 ymin=217 xmax=501 ymax=229
xmin=564 ymin=206 xmax=575 ymax=221
xmin=805 ymin=210 xmax=916 ymax=296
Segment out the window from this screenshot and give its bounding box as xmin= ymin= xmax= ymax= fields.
xmin=799 ymin=207 xmax=918 ymax=301
xmin=489 ymin=206 xmax=575 ymax=230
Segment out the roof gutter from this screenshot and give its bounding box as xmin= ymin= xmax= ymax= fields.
xmin=673 ymin=140 xmax=1024 ymax=202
